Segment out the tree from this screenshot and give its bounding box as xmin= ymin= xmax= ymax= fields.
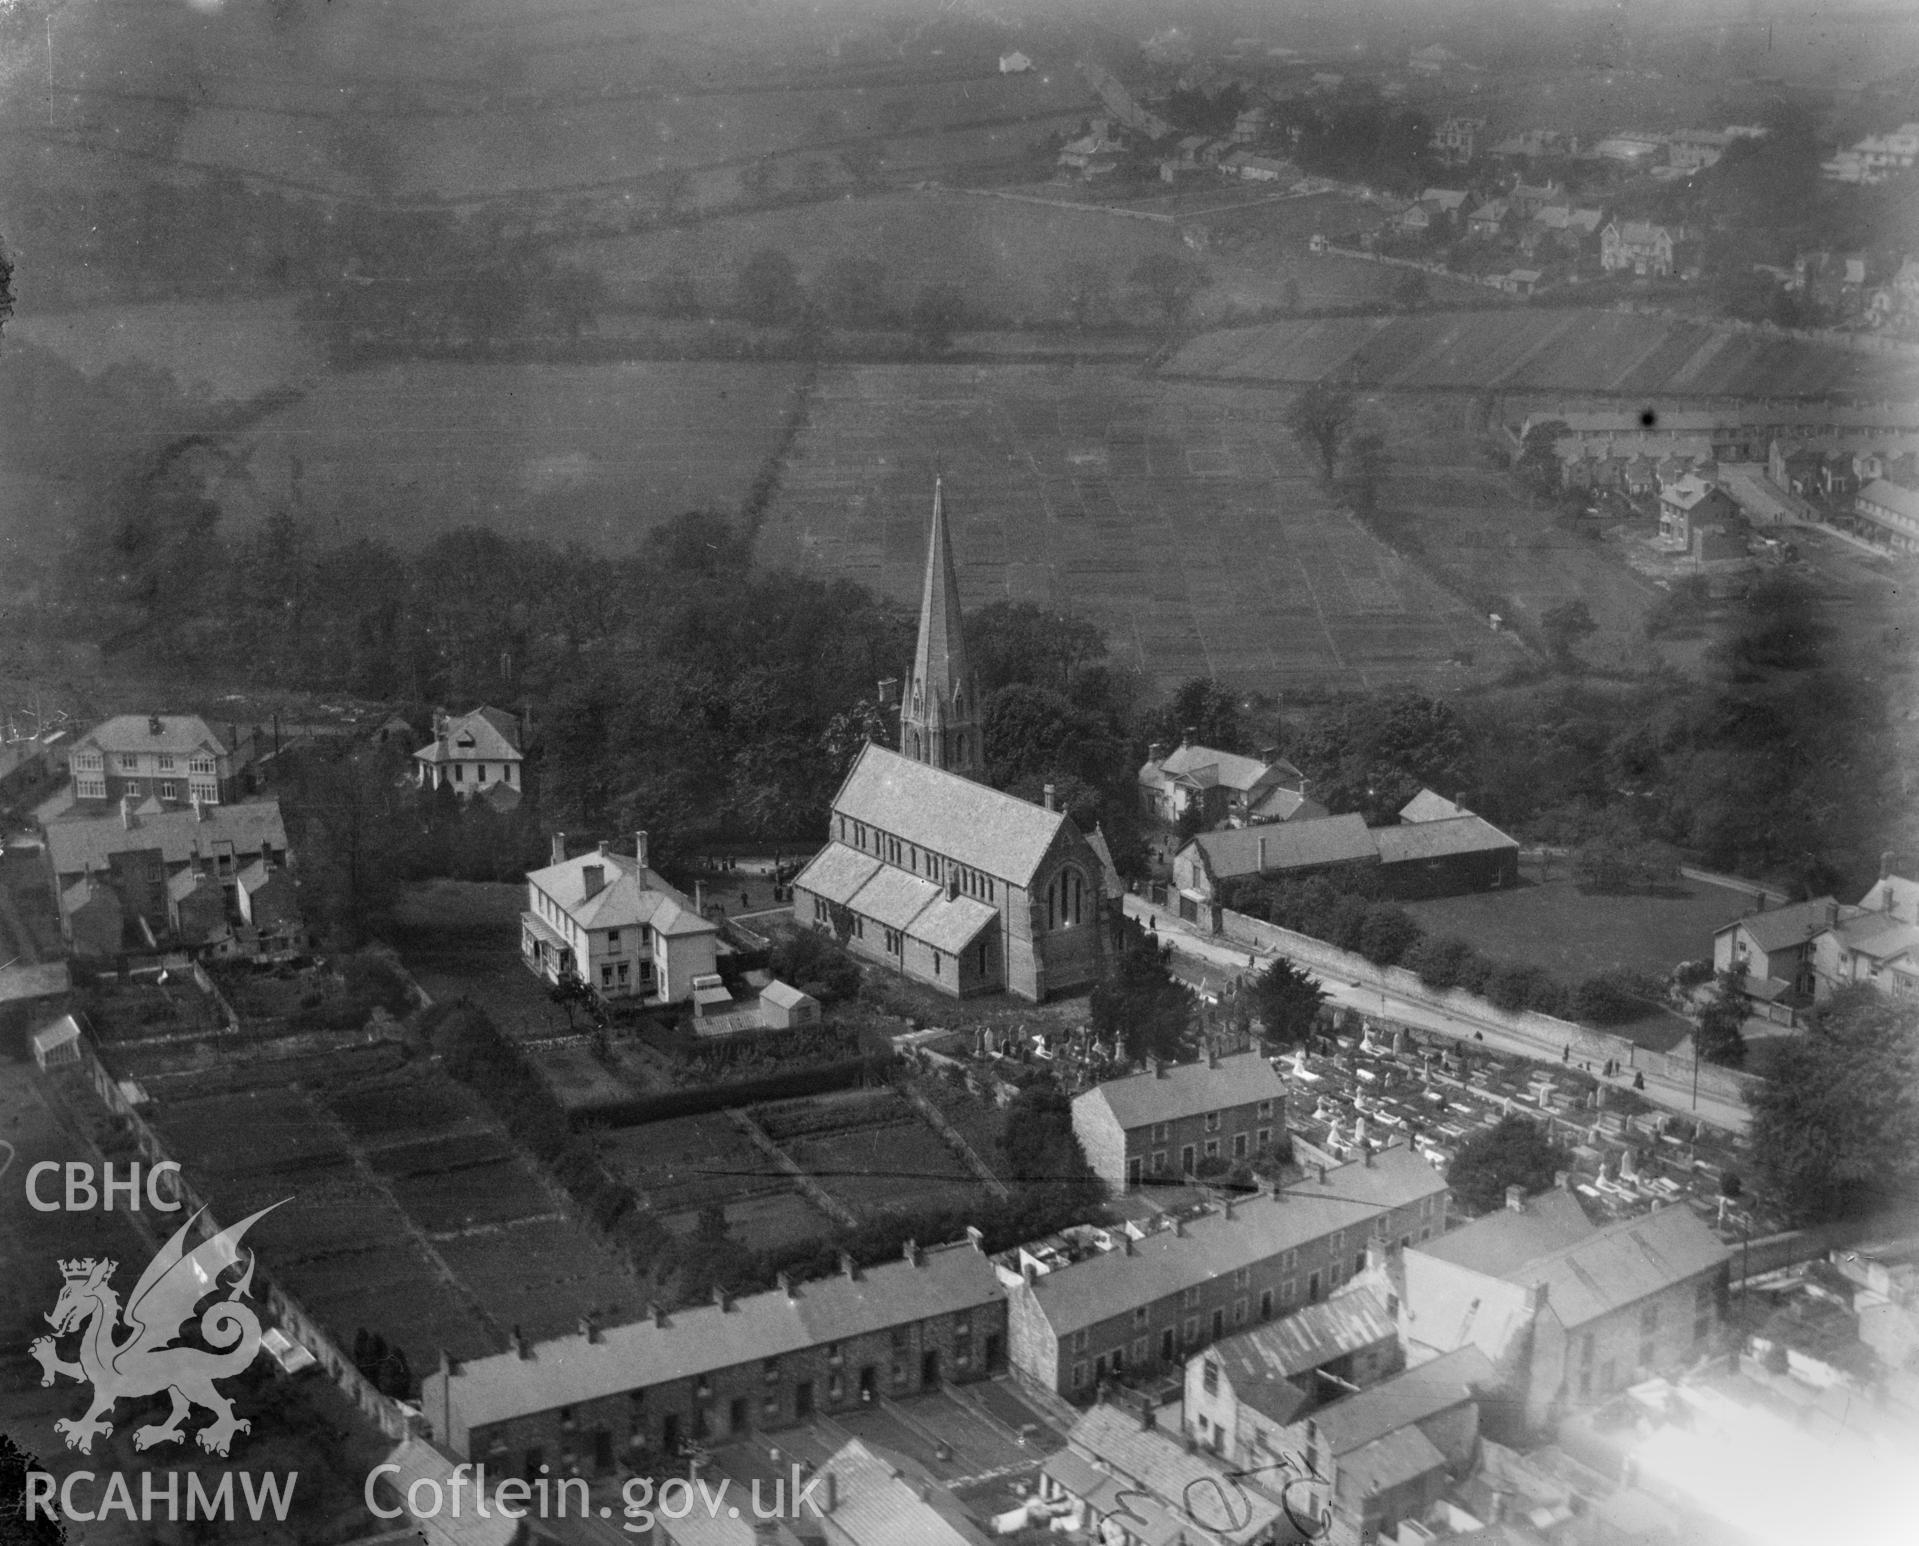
xmin=1573 ymin=970 xmax=1662 ymax=1027
xmin=968 ymin=600 xmax=1107 ymax=694
xmin=1694 ymin=972 xmax=1747 ymax=1067
xmin=1090 ymin=917 xmax=1194 ymax=1065
xmin=909 ymin=283 xmax=965 ymax=355
xmin=1516 ymin=420 xmax=1569 ymax=500
xmin=548 ymin=969 xmax=601 ymax=1030
xmin=1446 ymin=1114 xmax=1575 ymax=1216
xmin=1338 ymin=430 xmax=1390 ymax=519
xmin=1714 ymin=571 xmax=1831 ymax=675
xmin=1291 ymin=690 xmax=1470 ymax=824
xmin=1540 ymin=599 xmax=1598 ymax=666
xmin=736 ymin=247 xmax=804 ymax=325
xmin=1144 ymin=677 xmax=1246 ymax=754
xmin=1356 ymin=904 xmax=1420 ymax=967
xmin=1750 ymin=986 xmax=1919 ymax=1224
xmin=1251 ymin=958 xmax=1324 ymax=1046
xmin=1406 ymin=935 xmax=1481 ymax=992
xmin=818 ymin=255 xmax=889 ymax=328
xmin=1000 ymin=1080 xmax=1097 ymax=1197
xmin=1286 ymin=379 xmax=1357 ymax=482
xmin=1130 ymin=251 xmax=1211 ymax=327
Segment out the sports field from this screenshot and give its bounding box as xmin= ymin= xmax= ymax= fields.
xmin=756 ymin=362 xmax=1528 ymax=694
xmin=1168 ymin=310 xmax=1919 ymax=400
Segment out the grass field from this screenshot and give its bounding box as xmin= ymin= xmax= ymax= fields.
xmin=565 ymin=187 xmax=1420 ymax=328
xmin=1168 ymin=309 xmax=1919 ymax=400
xmin=6 ymin=297 xmax=321 ymax=401
xmin=757 ymin=362 xmax=1529 ymax=694
xmin=786 ymin=1121 xmax=989 ymax=1219
xmin=221 ymin=359 xmax=803 ymax=549
xmin=1402 ymin=857 xmax=1758 ymax=981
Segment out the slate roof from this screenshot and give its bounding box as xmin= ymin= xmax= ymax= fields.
xmin=1021 ymin=1146 xmax=1447 ymax=1337
xmin=1719 ymin=898 xmax=1849 ymax=954
xmin=831 ymin=744 xmax=1073 ymax=887
xmin=1340 ymin=1424 xmax=1449 ymax=1497
xmin=1416 ymin=1189 xmax=1595 ymax=1277
xmin=414 ymin=706 xmax=523 ymax=764
xmin=1400 ymin=1253 xmax=1535 ymax=1361
xmin=759 ymin=980 xmax=814 ymax=1012
xmin=525 ymin=847 xmax=715 ymax=937
xmin=1145 ymin=743 xmax=1299 ymax=793
xmin=45 ymin=801 xmax=288 ymax=879
xmin=850 ymin=865 xmax=944 ymax=930
xmin=1520 ymin=1206 xmax=1729 ymax=1328
xmin=1078 ymin=1051 xmax=1287 ymax=1131
xmin=1188 ymin=814 xmax=1378 ymax=880
xmin=793 ymin=843 xmax=882 ymax=906
xmin=1859 ymin=479 xmax=1919 ymax=522
xmin=1831 ymin=912 xmax=1919 ymax=962
xmin=427 ymin=1241 xmax=1002 ymax=1430
xmin=1209 ymin=1283 xmax=1397 ymax=1420
xmin=1399 ymin=788 xmax=1466 ymax=823
xmin=1065 ymin=1405 xmax=1285 ymax=1543
xmin=1376 ymin=815 xmax=1518 ymax=865
xmin=908 ymin=893 xmax=998 ymax=953
xmin=1312 ymin=1345 xmax=1495 ymax=1455
xmin=74 ymin=714 xmax=230 ymax=760
xmin=814 ymin=1438 xmax=991 ymax=1546
xmin=1247 ymin=786 xmax=1330 ymax=824
xmin=1857 ymin=875 xmax=1919 ymax=924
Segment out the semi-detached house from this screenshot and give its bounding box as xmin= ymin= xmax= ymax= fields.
xmin=68 ymin=715 xmax=236 ymax=805
xmin=1071 ymin=1051 xmax=1288 ymax=1191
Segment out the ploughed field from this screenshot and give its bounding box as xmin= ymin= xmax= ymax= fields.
xmin=1167 ymin=310 xmax=1919 ymax=400
xmin=757 ymin=363 xmax=1527 ymax=695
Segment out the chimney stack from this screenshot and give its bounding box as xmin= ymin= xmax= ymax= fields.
xmin=649 ymin=1302 xmax=668 ymax=1328
xmin=1182 ymin=725 xmax=1197 ymax=747
xmin=582 ymin=864 xmax=605 ymax=900
xmin=778 ymin=1271 xmax=796 ymax=1300
xmin=1257 ymin=835 xmax=1268 ymax=871
xmin=636 ymin=830 xmax=649 ymax=869
xmin=903 ymin=1240 xmax=923 ymax=1267
xmin=1207 ymin=1046 xmax=1219 ymax=1069
xmin=713 ymin=1285 xmax=734 ymax=1312
xmin=579 ymin=1314 xmax=601 ymax=1343
xmin=1148 ymin=741 xmax=1166 ymax=764
xmin=1555 ymin=1170 xmax=1572 ymax=1192
xmin=512 ymin=1325 xmax=532 ymax=1360
xmin=1506 ymin=1184 xmax=1525 ymax=1212
xmin=441 ymin=1348 xmax=462 ymax=1377
xmin=965 ymin=1225 xmax=983 ymax=1251
xmin=1043 ymin=783 xmax=1057 ymax=812
xmin=551 ymin=831 xmax=567 ymax=866
xmin=1154 ymin=1060 xmax=1167 ymax=1079
xmin=598 ymin=839 xmax=610 ymax=858
xmin=1316 ymin=1164 xmax=1328 ymax=1185
xmin=1223 ymin=1196 xmax=1236 ymax=1220
xmin=1173 ymin=1215 xmax=1186 ymax=1237
xmin=840 ymin=1252 xmax=859 ymax=1282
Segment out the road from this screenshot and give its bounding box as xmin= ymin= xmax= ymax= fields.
xmin=1127 ymin=895 xmax=1750 ymax=1134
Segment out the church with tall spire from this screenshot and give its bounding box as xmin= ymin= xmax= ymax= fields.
xmin=790 ymin=476 xmax=1110 ymax=1003
xmin=899 ymin=476 xmax=982 ymax=779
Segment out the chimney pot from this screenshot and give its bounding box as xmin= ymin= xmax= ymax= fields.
xmin=1182 ymin=725 xmax=1197 ymax=747
xmin=903 ymin=1239 xmax=922 ymax=1266
xmin=714 ymin=1285 xmax=733 ymax=1312
xmin=441 ymin=1348 xmax=462 ymax=1377
xmin=580 ymin=1314 xmax=600 ymax=1343
xmin=551 ymin=831 xmax=567 ymax=867
xmin=1043 ymin=783 xmax=1057 ymax=812
xmin=965 ymin=1225 xmax=983 ymax=1251
xmin=1148 ymin=741 xmax=1166 ymax=764
xmin=1506 ymin=1184 xmax=1525 ymax=1212
xmin=636 ymin=831 xmax=649 ymax=869
xmin=1316 ymin=1164 xmax=1328 ymax=1185
xmin=649 ymin=1301 xmax=668 ymax=1328
xmin=840 ymin=1251 xmax=859 ymax=1282
xmin=513 ymin=1325 xmax=532 ymax=1360
xmin=598 ymin=839 xmax=610 ymax=857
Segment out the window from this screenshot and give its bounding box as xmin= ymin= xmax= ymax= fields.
xmin=158 ymin=782 xmax=178 ymax=800
xmin=601 ymin=965 xmax=614 ymax=988
xmin=607 ymin=930 xmax=622 ymax=953
xmin=1204 ymin=1112 xmax=1223 ymax=1133
xmin=1233 ymin=1267 xmax=1251 ymax=1290
xmin=1072 ymin=1362 xmax=1088 ymax=1392
xmin=119 ymin=754 xmax=138 ymax=771
xmin=1045 ymin=866 xmax=1086 ymax=930
xmin=1233 ymin=1133 xmax=1248 ymax=1160
xmin=1183 ymin=1287 xmax=1202 ymax=1308
xmin=1232 ymin=1298 xmax=1247 ymax=1327
xmin=1073 ymin=1330 xmax=1089 ymax=1353
xmin=477 ymin=765 xmax=488 ymax=781
xmin=1152 ymin=1123 xmax=1171 ymax=1142
xmin=1132 ymin=1337 xmax=1148 ymax=1365
xmin=1182 ymin=1145 xmax=1195 ymax=1174
xmin=1256 ymin=1099 xmax=1274 ymax=1118
xmin=1152 ymin=1150 xmax=1167 ymax=1173
xmin=1204 ymin=1139 xmax=1220 ymax=1160
xmin=884 ymin=927 xmax=903 ymax=955
xmin=190 ymin=757 xmax=213 ymax=775
xmin=1162 ymin=1327 xmax=1176 ymax=1362
xmin=452 ymin=763 xmax=464 ymax=782
xmin=1133 ymin=1306 xmax=1149 ymax=1328
xmin=1202 ymin=1360 xmax=1220 ymax=1395
xmin=1257 ymin=1128 xmax=1271 ymax=1149
xmin=157 ymin=755 xmax=175 ymax=771
xmin=932 ymin=951 xmax=941 ymax=977
xmin=1184 ymin=1316 xmax=1199 ymax=1346
xmin=1259 ymin=1289 xmax=1273 ymax=1319
xmin=1211 ymin=1308 xmax=1224 ymax=1340
xmin=764 ymin=1358 xmax=780 ymax=1384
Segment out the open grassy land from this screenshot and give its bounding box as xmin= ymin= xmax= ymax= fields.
xmin=1349 ymin=394 xmax=1666 ymax=670
xmin=567 ymin=187 xmax=1446 ymax=327
xmin=756 ymin=362 xmax=1529 ymax=695
xmin=1168 ymin=310 xmax=1919 ymax=399
xmin=6 ymin=296 xmax=322 ymax=401
xmin=1402 ymin=856 xmax=1757 ymax=981
xmin=223 ymin=359 xmax=804 ymax=548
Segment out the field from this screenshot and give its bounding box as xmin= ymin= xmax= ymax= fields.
xmin=215 ymin=359 xmax=805 ymax=549
xmin=147 ymin=1060 xmax=647 ymax=1370
xmin=1402 ymin=857 xmax=1759 ymax=982
xmin=565 ymin=187 xmax=1430 ymax=328
xmin=5 ymin=297 xmax=321 ymax=402
xmin=786 ymin=1121 xmax=989 ymax=1218
xmin=756 ymin=362 xmax=1529 ymax=695
xmin=599 ymin=1113 xmax=782 ymax=1214
xmin=1168 ymin=310 xmax=1919 ymax=400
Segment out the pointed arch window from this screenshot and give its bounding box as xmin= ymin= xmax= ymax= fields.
xmin=1046 ymin=866 xmax=1087 ymax=931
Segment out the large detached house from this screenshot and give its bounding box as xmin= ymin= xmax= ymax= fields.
xmin=1600 ymin=220 xmax=1677 ymax=277
xmin=1071 ymin=1051 xmax=1288 ymax=1191
xmin=414 ymin=706 xmax=524 ymax=802
xmin=1137 ymin=739 xmax=1317 ymax=830
xmin=69 ymin=715 xmax=236 ymax=806
xmin=521 ymin=832 xmax=718 ymax=1004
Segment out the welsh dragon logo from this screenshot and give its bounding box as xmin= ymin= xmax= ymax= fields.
xmin=30 ymin=1203 xmax=285 ymax=1457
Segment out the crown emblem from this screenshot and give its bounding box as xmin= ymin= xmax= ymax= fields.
xmin=59 ymin=1259 xmax=107 ymax=1281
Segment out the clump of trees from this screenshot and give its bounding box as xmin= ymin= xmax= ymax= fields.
xmin=1446 ymin=1114 xmax=1575 ymax=1216
xmin=1750 ymin=986 xmax=1919 ymax=1225
xmin=1091 ymin=916 xmax=1194 ymax=1065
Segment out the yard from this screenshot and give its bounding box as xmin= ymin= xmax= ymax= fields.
xmin=1401 ymin=857 xmax=1760 ymax=982
xmin=756 ymin=363 xmax=1528 ymax=696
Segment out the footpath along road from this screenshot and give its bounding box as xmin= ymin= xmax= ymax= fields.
xmin=1124 ymin=894 xmax=1750 ymax=1135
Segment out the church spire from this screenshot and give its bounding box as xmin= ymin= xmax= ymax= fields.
xmin=900 ymin=475 xmax=982 ymax=778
